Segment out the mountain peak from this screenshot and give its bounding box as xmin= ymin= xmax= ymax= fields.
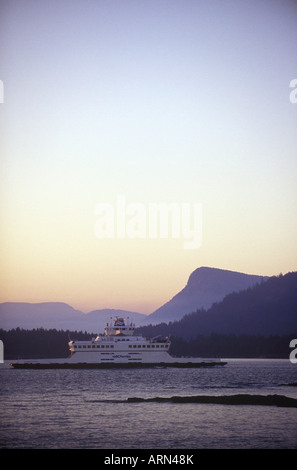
xmin=186 ymin=266 xmax=266 ymax=290
xmin=141 ymin=267 xmax=268 ymax=325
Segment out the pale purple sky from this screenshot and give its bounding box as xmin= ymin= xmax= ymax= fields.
xmin=0 ymin=0 xmax=297 ymax=313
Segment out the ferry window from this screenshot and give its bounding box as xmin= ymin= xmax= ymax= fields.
xmin=92 ymin=345 xmax=95 ymax=349
xmin=133 ymin=345 xmax=136 ymax=348
xmin=152 ymin=345 xmax=155 ymax=348
xmin=138 ymin=345 xmax=141 ymax=348
xmin=142 ymin=345 xmax=146 ymax=348
xmin=106 ymin=345 xmax=109 ymax=348
xmin=102 ymin=345 xmax=105 ymax=348
xmin=111 ymin=345 xmax=114 ymax=348
xmin=129 ymin=345 xmax=132 ymax=348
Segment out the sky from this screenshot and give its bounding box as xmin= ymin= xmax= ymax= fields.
xmin=0 ymin=0 xmax=297 ymax=314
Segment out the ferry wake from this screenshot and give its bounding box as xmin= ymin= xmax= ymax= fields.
xmin=10 ymin=317 xmax=227 ymax=369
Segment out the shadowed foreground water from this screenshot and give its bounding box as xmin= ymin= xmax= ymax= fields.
xmin=1 ymin=359 xmax=297 ymax=448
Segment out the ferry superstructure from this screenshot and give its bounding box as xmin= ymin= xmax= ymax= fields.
xmin=10 ymin=317 xmax=226 ymax=369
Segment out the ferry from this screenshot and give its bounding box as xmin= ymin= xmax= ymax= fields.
xmin=10 ymin=317 xmax=227 ymax=369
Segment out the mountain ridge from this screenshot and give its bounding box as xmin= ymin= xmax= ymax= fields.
xmin=0 ymin=302 xmax=145 ymax=333
xmin=1 ymin=267 xmax=292 ymax=336
xmin=136 ymin=271 xmax=297 ymax=338
xmin=141 ymin=266 xmax=268 ymax=325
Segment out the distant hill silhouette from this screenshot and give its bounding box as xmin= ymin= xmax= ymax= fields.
xmin=1 ymin=271 xmax=296 ymax=359
xmin=1 ymin=267 xmax=267 ymax=331
xmin=0 ymin=302 xmax=83 ymax=330
xmin=137 ymin=272 xmax=297 ymax=338
xmin=142 ymin=267 xmax=268 ymax=325
xmin=79 ymin=309 xmax=146 ymax=332
xmin=0 ymin=303 xmax=145 ymax=333
xmin=1 ymin=268 xmax=295 ymax=339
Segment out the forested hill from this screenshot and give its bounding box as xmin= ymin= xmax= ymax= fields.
xmin=136 ymin=272 xmax=297 ymax=339
xmin=143 ymin=266 xmax=267 ymax=325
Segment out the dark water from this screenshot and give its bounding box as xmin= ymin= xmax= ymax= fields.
xmin=0 ymin=359 xmax=297 ymax=449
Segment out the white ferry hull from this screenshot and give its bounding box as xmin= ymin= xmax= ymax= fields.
xmin=10 ymin=317 xmax=227 ymax=369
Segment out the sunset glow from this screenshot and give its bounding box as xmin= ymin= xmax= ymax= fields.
xmin=1 ymin=0 xmax=296 ymax=314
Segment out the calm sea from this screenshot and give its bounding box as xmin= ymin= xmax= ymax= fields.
xmin=0 ymin=359 xmax=296 ymax=449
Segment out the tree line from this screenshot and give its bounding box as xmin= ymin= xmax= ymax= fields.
xmin=0 ymin=328 xmax=94 ymax=359
xmin=169 ymin=333 xmax=296 ymax=358
xmin=0 ymin=327 xmax=295 ymax=359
